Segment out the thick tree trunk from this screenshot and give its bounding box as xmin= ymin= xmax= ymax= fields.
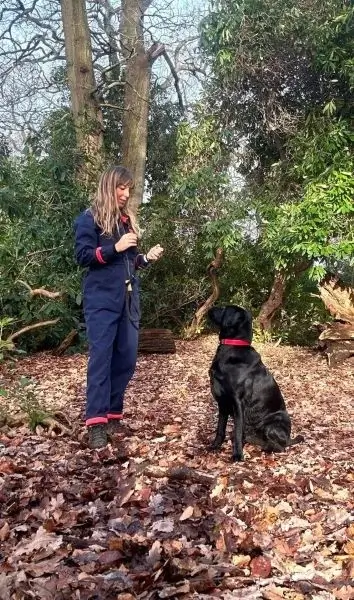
xmin=257 ymin=270 xmax=287 ymax=332
xmin=258 ymin=260 xmax=311 ymax=331
xmin=121 ymin=52 xmax=151 ymax=212
xmin=120 ymin=0 xmax=164 ymax=212
xmin=184 ymin=248 xmax=224 ymax=339
xmin=60 ymin=0 xmax=103 ymax=181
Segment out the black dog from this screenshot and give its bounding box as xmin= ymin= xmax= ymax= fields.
xmin=208 ymin=305 xmax=303 ymax=461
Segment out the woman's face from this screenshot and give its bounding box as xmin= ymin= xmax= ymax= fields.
xmin=116 ymin=184 xmax=130 ymax=210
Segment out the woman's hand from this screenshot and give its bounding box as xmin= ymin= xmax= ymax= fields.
xmin=115 ymin=233 xmax=138 ymax=253
xmin=146 ymin=244 xmax=164 ymax=261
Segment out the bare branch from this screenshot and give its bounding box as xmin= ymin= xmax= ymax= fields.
xmin=161 ymin=49 xmax=184 ymax=113
xmin=7 ymin=319 xmax=60 ymax=343
xmin=17 ymin=280 xmax=63 ymax=299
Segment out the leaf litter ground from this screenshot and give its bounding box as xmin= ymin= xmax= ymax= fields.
xmin=0 ymin=336 xmax=353 ymax=600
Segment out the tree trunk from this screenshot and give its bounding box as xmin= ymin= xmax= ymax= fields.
xmin=257 ymin=270 xmax=287 ymax=332
xmin=184 ymin=248 xmax=224 ymax=339
xmin=258 ymin=260 xmax=311 ymax=331
xmin=60 ymin=0 xmax=103 ymax=182
xmin=120 ymin=0 xmax=164 ymax=212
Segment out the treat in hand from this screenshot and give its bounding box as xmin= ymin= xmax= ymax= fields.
xmin=146 ymin=244 xmax=164 ymax=261
xmin=115 ymin=233 xmax=138 ymax=253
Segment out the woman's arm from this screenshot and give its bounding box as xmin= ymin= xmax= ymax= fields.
xmin=74 ymin=211 xmax=118 ymax=267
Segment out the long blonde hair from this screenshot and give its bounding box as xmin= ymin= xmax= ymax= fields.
xmin=90 ymin=165 xmax=141 ymax=237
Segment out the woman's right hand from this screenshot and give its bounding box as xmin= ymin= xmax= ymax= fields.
xmin=115 ymin=233 xmax=138 ymax=253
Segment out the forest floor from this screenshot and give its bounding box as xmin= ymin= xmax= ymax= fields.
xmin=0 ymin=336 xmax=353 ymax=600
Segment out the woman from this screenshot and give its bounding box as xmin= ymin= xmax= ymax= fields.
xmin=74 ymin=165 xmax=163 ymax=448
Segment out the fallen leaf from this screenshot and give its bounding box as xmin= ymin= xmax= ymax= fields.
xmin=210 ymin=482 xmax=225 ymax=498
xmin=263 ymin=585 xmax=305 ymax=600
xmin=12 ymin=526 xmax=63 ymax=558
xmin=179 ymin=505 xmax=194 ymax=521
xmin=231 ymin=554 xmax=251 ymax=567
xmin=162 ymin=424 xmax=181 ymax=435
xmin=0 ymin=522 xmax=10 ymax=542
xmin=147 ymin=540 xmax=162 ymax=566
xmin=159 ymin=582 xmax=190 ymax=598
xmin=343 ymin=540 xmax=354 ymax=555
xmin=151 ymin=518 xmax=174 ymax=533
xmin=333 ymin=585 xmax=354 ymax=600
xmin=250 ymin=555 xmax=272 ymax=578
xmin=346 ymin=559 xmax=354 ymax=577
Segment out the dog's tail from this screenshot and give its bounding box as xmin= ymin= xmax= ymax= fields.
xmin=287 ymin=434 xmax=305 ymax=447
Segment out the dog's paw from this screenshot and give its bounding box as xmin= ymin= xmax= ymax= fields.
xmin=232 ymin=452 xmax=244 ymax=462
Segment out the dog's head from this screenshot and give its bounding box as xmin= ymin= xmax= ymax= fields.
xmin=208 ymin=305 xmax=252 ymax=342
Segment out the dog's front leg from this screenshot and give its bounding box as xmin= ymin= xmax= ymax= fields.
xmin=231 ymin=400 xmax=244 ymax=462
xmin=209 ymin=407 xmax=228 ymax=451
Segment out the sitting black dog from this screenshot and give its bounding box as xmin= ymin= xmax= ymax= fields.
xmin=208 ymin=305 xmax=303 ymax=461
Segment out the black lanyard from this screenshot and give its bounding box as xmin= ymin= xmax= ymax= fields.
xmin=116 ymin=220 xmax=139 ymax=327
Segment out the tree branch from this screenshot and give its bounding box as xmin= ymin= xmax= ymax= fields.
xmin=17 ymin=280 xmax=62 ymax=299
xmin=7 ymin=319 xmax=60 ymax=343
xmin=161 ymin=49 xmax=185 ymax=113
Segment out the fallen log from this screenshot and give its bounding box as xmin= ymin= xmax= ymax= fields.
xmin=138 ymin=328 xmax=176 ymax=354
xmin=319 ymin=274 xmax=354 ymax=323
xmin=319 ymin=323 xmax=354 ymax=368
xmin=317 ymin=275 xmax=354 ymax=367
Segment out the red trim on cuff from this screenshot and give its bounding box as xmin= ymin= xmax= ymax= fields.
xmin=86 ymin=417 xmax=108 ymax=426
xmin=107 ymin=413 xmax=123 ymax=420
xmin=95 ymin=247 xmax=106 ymax=264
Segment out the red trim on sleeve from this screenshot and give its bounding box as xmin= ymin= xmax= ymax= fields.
xmin=95 ymin=247 xmax=106 ymax=264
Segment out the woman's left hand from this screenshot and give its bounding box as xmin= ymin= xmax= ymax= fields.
xmin=146 ymin=244 xmax=164 ymax=261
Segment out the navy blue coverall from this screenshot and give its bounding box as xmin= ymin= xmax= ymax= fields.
xmin=74 ymin=210 xmax=148 ymax=426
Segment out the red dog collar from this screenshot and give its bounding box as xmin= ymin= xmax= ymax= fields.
xmin=220 ymin=339 xmax=250 ymax=346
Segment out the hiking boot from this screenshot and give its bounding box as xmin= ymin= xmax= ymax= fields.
xmin=107 ymin=420 xmax=133 ymax=437
xmin=107 ymin=419 xmax=122 ymax=435
xmin=88 ymin=424 xmax=108 ymax=449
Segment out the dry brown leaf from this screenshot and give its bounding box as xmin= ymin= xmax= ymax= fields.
xmin=333 ymin=586 xmax=354 ymax=600
xmin=147 ymin=540 xmax=162 ymax=566
xmin=12 ymin=527 xmax=63 ymax=558
xmin=159 ymin=582 xmax=190 ymax=598
xmin=210 ymin=482 xmax=225 ymax=498
xmin=179 ymin=505 xmax=194 ymax=521
xmin=231 ymin=554 xmax=251 ymax=567
xmin=263 ymin=586 xmax=305 ymax=600
xmin=343 ymin=540 xmax=354 ymax=556
xmin=250 ymin=555 xmax=272 ymax=578
xmin=162 ymin=424 xmax=181 ymax=435
xmin=0 ymin=522 xmax=10 ymax=542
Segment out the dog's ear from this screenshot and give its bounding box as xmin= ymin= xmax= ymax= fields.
xmin=208 ymin=306 xmax=224 ymax=327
